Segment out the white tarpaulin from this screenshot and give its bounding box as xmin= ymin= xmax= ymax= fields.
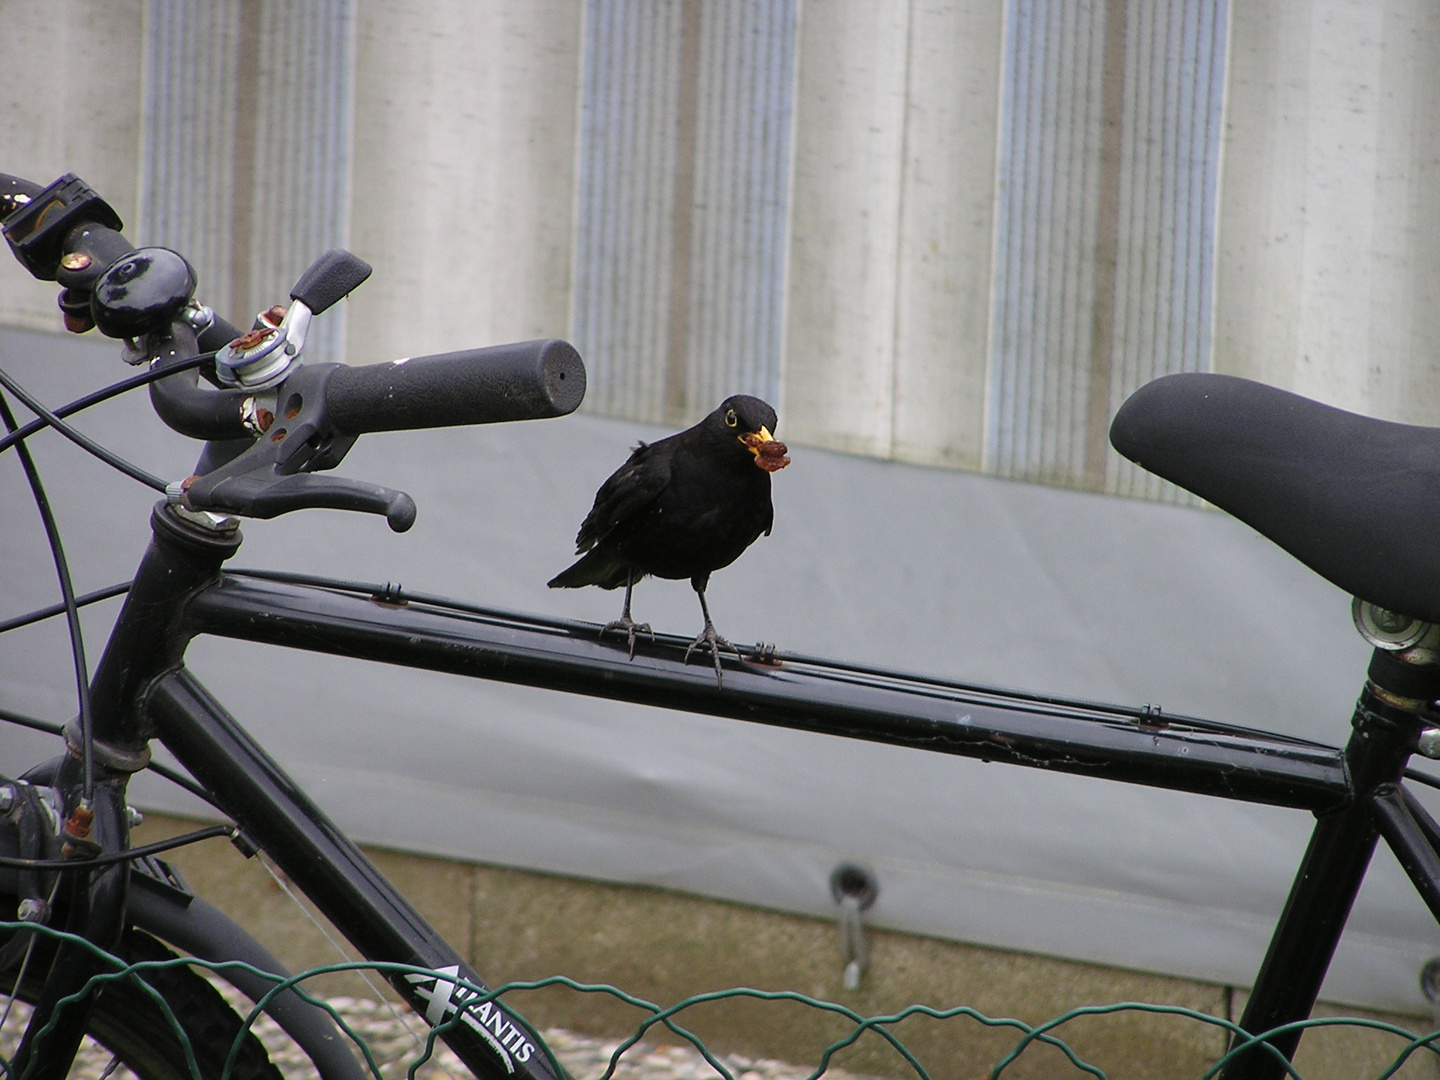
xmin=2 ymin=326 xmax=1435 ymax=1014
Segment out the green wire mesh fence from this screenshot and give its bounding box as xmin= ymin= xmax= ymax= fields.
xmin=4 ymin=921 xmax=1440 ymax=1080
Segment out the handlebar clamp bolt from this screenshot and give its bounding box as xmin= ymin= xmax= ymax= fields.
xmin=168 ymin=504 xmax=242 ymax=532
xmin=241 ymin=396 xmax=275 ymax=435
xmin=182 ymin=301 xmax=214 ymax=333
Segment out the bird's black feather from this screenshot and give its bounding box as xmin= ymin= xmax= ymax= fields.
xmin=548 ymin=394 xmax=788 ymax=686
xmin=549 ymin=395 xmax=779 ymax=589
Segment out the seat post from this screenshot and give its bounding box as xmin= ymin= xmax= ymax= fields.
xmin=1223 ymin=611 xmax=1440 ymax=1080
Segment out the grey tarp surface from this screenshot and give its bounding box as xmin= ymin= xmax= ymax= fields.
xmin=2 ymin=326 xmax=1435 ymax=1013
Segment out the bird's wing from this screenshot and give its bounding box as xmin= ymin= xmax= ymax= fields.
xmin=573 ymin=443 xmax=672 ymax=551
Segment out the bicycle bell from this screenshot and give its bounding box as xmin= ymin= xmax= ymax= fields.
xmin=90 ymin=246 xmax=197 ymax=339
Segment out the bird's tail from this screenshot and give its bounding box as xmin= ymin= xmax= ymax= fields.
xmin=547 ymin=549 xmax=632 ymax=590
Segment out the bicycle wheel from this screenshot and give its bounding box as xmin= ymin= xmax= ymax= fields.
xmin=1 ymin=926 xmax=283 ymax=1080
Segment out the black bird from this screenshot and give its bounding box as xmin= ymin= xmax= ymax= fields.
xmin=548 ymin=395 xmax=791 ymax=686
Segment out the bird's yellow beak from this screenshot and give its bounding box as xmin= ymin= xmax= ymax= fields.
xmin=741 ymin=425 xmax=777 ymax=453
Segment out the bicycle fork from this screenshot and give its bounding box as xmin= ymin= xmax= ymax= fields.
xmin=1224 ymin=641 xmax=1440 ymax=1080
xmin=5 ymin=502 xmax=234 ymax=1080
xmin=6 ymin=788 xmax=130 ymax=1080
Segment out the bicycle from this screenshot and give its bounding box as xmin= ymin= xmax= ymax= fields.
xmin=3 ymin=168 xmax=1440 ymax=1080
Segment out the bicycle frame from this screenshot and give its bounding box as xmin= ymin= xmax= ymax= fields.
xmin=181 ymin=554 xmax=1440 ymax=1080
xmin=14 ymin=492 xmax=1440 ymax=1080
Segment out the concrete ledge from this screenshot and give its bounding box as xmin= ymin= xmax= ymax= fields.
xmin=134 ymin=814 xmax=1432 ymax=1079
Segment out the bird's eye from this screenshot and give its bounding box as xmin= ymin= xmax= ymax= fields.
xmin=725 ymin=409 xmax=738 ymax=428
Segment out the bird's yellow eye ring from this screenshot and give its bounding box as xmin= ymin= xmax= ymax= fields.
xmin=724 ymin=409 xmax=738 ymax=428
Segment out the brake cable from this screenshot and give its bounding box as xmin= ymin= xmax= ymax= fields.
xmin=0 ymin=351 xmax=218 ymax=808
xmin=0 ymin=390 xmax=95 ymax=802
xmin=0 ymin=351 xmax=213 ymax=457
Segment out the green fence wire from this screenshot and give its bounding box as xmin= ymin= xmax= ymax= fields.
xmin=3 ymin=920 xmax=1439 ymax=1080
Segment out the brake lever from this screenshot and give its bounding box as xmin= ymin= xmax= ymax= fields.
xmin=176 ymin=361 xmax=418 ymax=532
xmin=186 ymin=471 xmax=417 ymax=531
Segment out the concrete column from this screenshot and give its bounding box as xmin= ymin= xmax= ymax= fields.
xmin=891 ymin=1 xmax=1004 ymax=470
xmin=782 ymin=0 xmax=1002 ymax=466
xmin=346 ymin=0 xmax=583 ymax=363
xmin=1215 ymin=0 xmax=1440 ymax=422
xmin=783 ymin=0 xmax=910 ymax=457
xmin=0 ymin=0 xmax=144 ymax=331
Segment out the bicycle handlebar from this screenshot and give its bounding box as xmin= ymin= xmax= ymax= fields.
xmin=174 ymin=342 xmax=585 ymax=527
xmin=1 ymin=171 xmax=590 ymax=528
xmin=326 ymin=340 xmax=585 ymax=434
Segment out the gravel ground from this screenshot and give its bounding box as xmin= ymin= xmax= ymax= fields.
xmin=2 ymin=991 xmax=877 ymax=1080
xmin=250 ymin=996 xmax=875 ymax=1080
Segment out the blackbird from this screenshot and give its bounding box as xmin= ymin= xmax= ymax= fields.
xmin=548 ymin=395 xmax=790 ymax=686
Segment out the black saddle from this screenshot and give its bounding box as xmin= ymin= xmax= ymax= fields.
xmin=1110 ymin=373 xmax=1440 ymax=624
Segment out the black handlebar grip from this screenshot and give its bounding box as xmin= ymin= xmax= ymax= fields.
xmin=324 ymin=339 xmax=586 ymax=435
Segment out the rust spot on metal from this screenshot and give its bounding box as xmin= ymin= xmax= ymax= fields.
xmin=63 ymin=804 xmax=95 ymax=840
xmin=233 ymin=325 xmax=276 ymax=351
xmin=370 ymin=582 xmax=409 ymax=608
xmin=1136 ymin=704 xmax=1168 ymax=730
xmin=745 ymin=642 xmax=784 ymax=667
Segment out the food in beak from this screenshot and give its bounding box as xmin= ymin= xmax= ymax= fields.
xmin=741 ymin=427 xmax=791 ymax=472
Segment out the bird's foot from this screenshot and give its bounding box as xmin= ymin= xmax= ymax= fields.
xmin=601 ymin=615 xmax=653 ymax=659
xmin=684 ymin=623 xmax=739 ymax=688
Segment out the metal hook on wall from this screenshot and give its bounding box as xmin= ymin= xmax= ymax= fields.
xmin=830 ymin=863 xmax=879 ymax=990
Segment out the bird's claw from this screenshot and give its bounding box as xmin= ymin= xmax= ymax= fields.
xmin=685 ymin=624 xmax=739 ymax=688
xmin=602 ymin=616 xmax=653 ymax=659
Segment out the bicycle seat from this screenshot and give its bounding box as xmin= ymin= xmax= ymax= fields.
xmin=1111 ymin=373 xmax=1440 ymax=623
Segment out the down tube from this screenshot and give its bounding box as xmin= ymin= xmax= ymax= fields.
xmin=147 ymin=668 xmax=563 ymax=1080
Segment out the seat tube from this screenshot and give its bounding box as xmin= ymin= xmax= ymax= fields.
xmin=1223 ymin=646 xmax=1440 ymax=1080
